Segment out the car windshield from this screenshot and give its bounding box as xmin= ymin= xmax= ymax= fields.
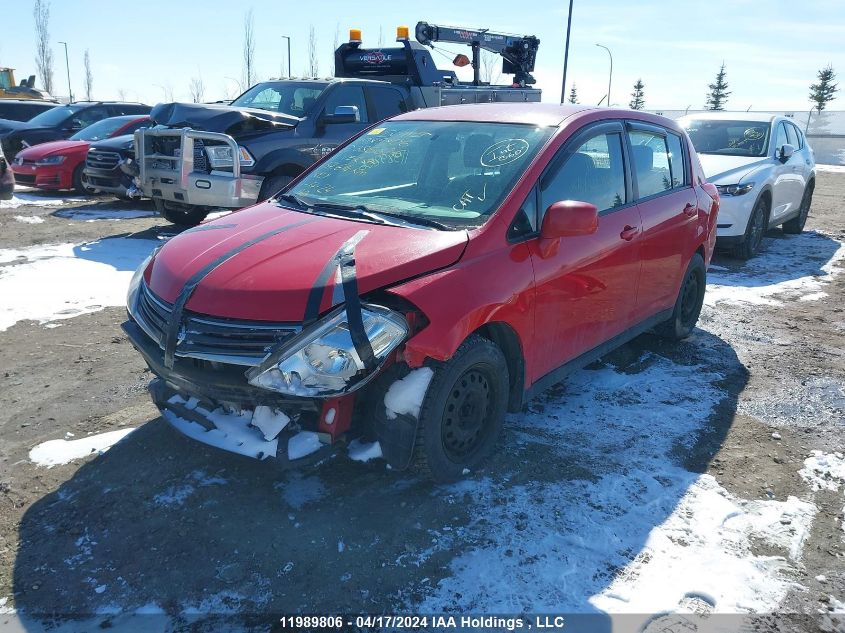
xmin=682 ymin=119 xmax=771 ymax=157
xmin=286 ymin=121 xmax=553 ymax=229
xmin=231 ymin=82 xmax=326 ymax=118
xmin=70 ymin=117 xmax=128 ymax=141
xmin=25 ymin=105 xmax=81 ymax=127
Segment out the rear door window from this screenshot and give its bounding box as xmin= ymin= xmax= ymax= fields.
xmin=541 ymin=131 xmax=627 ymax=215
xmin=367 ymin=86 xmax=408 ymax=121
xmin=629 ymin=129 xmax=672 ymax=198
xmin=666 ymin=133 xmax=688 ymax=189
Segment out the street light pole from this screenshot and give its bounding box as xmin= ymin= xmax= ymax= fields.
xmin=595 ymin=43 xmax=612 ymax=107
xmin=560 ymin=0 xmax=574 ymax=104
xmin=58 ymin=41 xmax=72 ymax=103
xmin=281 ymin=36 xmax=291 ymax=78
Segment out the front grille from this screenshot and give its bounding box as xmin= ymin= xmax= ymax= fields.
xmin=134 ymin=283 xmax=300 ymax=366
xmin=86 ymin=150 xmax=121 ymax=170
xmin=193 ymin=139 xmax=208 ymax=172
xmin=14 ymin=173 xmax=36 ymax=185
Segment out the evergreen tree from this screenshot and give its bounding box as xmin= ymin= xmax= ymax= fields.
xmin=809 ymin=65 xmax=838 ymax=113
xmin=705 ymin=63 xmax=730 ymax=111
xmin=568 ymin=84 xmax=578 ymax=104
xmin=629 ymin=79 xmax=645 ymax=110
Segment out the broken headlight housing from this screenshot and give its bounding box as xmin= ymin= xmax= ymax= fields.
xmin=247 ymin=305 xmax=409 ymax=397
xmin=126 ymin=248 xmax=159 ymax=312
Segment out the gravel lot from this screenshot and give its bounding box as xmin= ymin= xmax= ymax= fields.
xmin=0 ymin=175 xmax=844 ymax=632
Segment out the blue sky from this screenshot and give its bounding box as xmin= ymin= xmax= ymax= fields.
xmin=0 ymin=0 xmax=842 ymax=112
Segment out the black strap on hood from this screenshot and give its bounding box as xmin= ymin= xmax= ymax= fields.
xmin=163 ymin=218 xmax=315 ymax=369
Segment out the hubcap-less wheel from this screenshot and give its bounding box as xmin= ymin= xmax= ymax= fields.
xmin=749 ymin=203 xmax=766 ymax=253
xmin=442 ymin=368 xmax=492 ymax=462
xmin=679 ymin=269 xmax=702 ymax=329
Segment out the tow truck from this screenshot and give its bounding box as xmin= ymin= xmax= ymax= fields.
xmin=133 ymin=22 xmax=541 ymax=225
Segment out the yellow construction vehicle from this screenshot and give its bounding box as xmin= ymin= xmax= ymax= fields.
xmin=0 ymin=68 xmax=56 ymax=101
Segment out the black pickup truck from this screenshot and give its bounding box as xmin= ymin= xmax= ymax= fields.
xmin=134 ymin=23 xmax=541 ymax=225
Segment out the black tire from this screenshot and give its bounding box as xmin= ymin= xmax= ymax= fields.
xmin=732 ymin=195 xmax=769 ymax=260
xmin=153 ymin=198 xmax=209 ymax=227
xmin=655 ymin=253 xmax=706 ymax=341
xmin=782 ymin=181 xmax=814 ymax=234
xmin=72 ymin=165 xmax=88 ymax=195
xmin=414 ymin=334 xmax=509 ymax=482
xmin=258 ymin=173 xmax=296 ymax=202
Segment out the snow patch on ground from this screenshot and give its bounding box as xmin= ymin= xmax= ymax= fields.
xmin=277 ymin=472 xmax=326 ymax=509
xmin=29 ymin=428 xmax=136 ymax=467
xmin=0 ymin=239 xmax=159 ymax=331
xmin=288 ymin=431 xmax=322 ymax=460
xmin=705 ymin=232 xmax=845 ymax=306
xmin=0 ymin=597 xmax=14 ymax=614
xmin=800 ymin=451 xmax=845 ymax=492
xmin=13 ymin=214 xmax=44 ymax=224
xmin=0 ymin=192 xmax=93 ymax=209
xmin=348 ymin=439 xmax=383 ymax=463
xmin=53 ymin=207 xmax=157 ymax=222
xmin=153 ymin=470 xmax=228 ymax=507
xmin=816 ymin=164 xmax=845 ymax=173
xmin=384 ymin=367 xmax=433 ymax=420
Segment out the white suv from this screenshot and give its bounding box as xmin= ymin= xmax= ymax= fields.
xmin=679 ymin=113 xmax=815 ymax=259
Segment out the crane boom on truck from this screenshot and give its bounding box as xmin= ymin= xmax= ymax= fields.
xmin=414 ymin=21 xmax=539 ymax=88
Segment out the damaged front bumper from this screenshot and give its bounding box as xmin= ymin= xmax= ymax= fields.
xmin=135 ymin=127 xmax=262 ymax=209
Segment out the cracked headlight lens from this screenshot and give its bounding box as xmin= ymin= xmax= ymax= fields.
xmin=247 ymin=305 xmax=408 ymax=397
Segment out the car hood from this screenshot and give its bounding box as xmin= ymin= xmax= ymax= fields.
xmin=147 ymin=203 xmax=469 ymax=322
xmin=89 ymin=134 xmax=134 ymax=151
xmin=0 ymin=119 xmax=30 ymax=135
xmin=150 ymin=102 xmax=300 ymax=136
xmin=15 ymin=139 xmax=89 ymax=160
xmin=697 ymin=153 xmax=770 ymax=184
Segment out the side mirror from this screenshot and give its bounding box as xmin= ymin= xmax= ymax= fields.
xmin=322 ymin=105 xmax=360 ymax=125
xmin=540 ymin=200 xmax=599 ymax=240
xmin=778 ymin=143 xmax=795 ymax=161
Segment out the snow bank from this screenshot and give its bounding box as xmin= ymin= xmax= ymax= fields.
xmin=706 ymin=232 xmax=845 ymax=306
xmin=800 ymin=451 xmax=845 ymax=492
xmin=384 ymin=367 xmax=433 ymax=419
xmin=348 ymin=439 xmax=383 ymax=463
xmin=13 ymin=215 xmax=44 ymax=224
xmin=0 ymin=192 xmax=92 ymax=209
xmin=0 ymin=239 xmax=160 ymax=331
xmin=29 ymin=428 xmax=136 ymax=467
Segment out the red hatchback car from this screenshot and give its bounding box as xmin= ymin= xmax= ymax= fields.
xmin=123 ymin=104 xmax=719 ymax=481
xmin=10 ymin=115 xmax=150 ymax=193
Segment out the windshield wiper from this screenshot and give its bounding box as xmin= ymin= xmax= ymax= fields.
xmin=275 ymin=193 xmax=311 ymax=210
xmin=313 ymin=202 xmax=453 ymax=231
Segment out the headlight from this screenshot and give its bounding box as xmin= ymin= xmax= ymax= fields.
xmin=716 ymin=182 xmax=754 ymax=196
xmin=127 ymin=248 xmax=159 ymax=312
xmin=204 ymin=145 xmax=255 ymax=169
xmin=35 ymin=155 xmax=66 ymax=166
xmin=12 ymin=156 xmax=23 ymax=165
xmin=247 ymin=305 xmax=409 ymax=397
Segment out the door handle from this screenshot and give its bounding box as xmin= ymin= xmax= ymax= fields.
xmin=683 ymin=203 xmax=697 ymax=217
xmin=620 ymin=225 xmax=638 ymax=241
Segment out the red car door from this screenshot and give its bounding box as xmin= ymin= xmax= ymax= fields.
xmin=627 ymin=123 xmax=699 ymax=320
xmin=526 ymin=121 xmax=643 ymax=378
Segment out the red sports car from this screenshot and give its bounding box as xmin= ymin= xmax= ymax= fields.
xmin=10 ymin=115 xmax=150 ymax=193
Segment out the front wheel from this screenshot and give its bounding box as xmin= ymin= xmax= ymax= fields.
xmin=258 ymin=173 xmax=296 ymax=202
xmin=415 ymin=335 xmax=509 ymax=482
xmin=153 ymin=198 xmax=209 ymax=227
xmin=656 ymin=253 xmax=706 ymax=341
xmin=782 ymin=182 xmax=814 ymax=234
xmin=733 ymin=196 xmax=769 ymax=260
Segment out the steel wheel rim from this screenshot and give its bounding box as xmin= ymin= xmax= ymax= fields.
xmin=680 ymin=270 xmax=701 ymax=326
xmin=441 ymin=367 xmax=493 ymax=462
xmin=750 ymin=204 xmax=765 ymax=251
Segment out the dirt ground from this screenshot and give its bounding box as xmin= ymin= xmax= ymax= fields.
xmin=0 ymin=176 xmax=843 ymax=632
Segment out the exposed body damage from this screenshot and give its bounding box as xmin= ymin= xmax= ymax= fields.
xmin=123 ymin=104 xmax=718 ymax=481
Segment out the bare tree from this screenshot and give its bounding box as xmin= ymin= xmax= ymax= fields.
xmin=33 ymin=0 xmax=54 ymax=94
xmin=308 ymin=25 xmax=319 ymax=77
xmin=83 ymin=49 xmax=93 ymax=100
xmin=479 ymin=50 xmax=501 ymax=85
xmin=117 ymin=88 xmax=127 ymax=101
xmin=242 ymin=8 xmax=256 ymax=89
xmin=189 ymin=75 xmax=205 ymax=103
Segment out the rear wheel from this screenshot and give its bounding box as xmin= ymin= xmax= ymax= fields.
xmin=153 ymin=198 xmax=209 ymax=227
xmin=782 ymin=181 xmax=814 ymax=234
xmin=733 ymin=196 xmax=768 ymax=260
xmin=656 ymin=253 xmax=706 ymax=341
xmin=414 ymin=335 xmax=509 ymax=482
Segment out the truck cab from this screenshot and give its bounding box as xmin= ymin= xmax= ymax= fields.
xmin=134 ymin=23 xmax=542 ymax=226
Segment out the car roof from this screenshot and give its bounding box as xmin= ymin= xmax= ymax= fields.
xmin=106 ymin=114 xmax=151 ymax=123
xmin=0 ymin=99 xmax=58 ymax=107
xmin=678 ymin=111 xmax=778 ymax=124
